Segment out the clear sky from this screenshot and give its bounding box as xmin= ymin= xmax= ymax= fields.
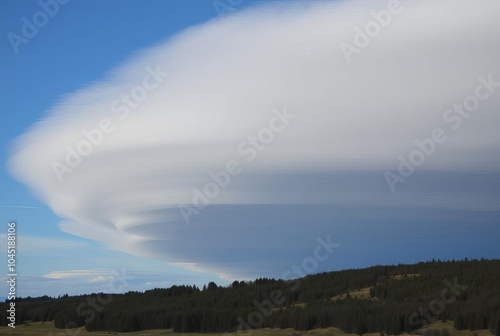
xmin=0 ymin=0 xmax=499 ymax=297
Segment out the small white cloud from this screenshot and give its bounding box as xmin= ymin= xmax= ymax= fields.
xmin=42 ymin=269 xmax=110 ymax=280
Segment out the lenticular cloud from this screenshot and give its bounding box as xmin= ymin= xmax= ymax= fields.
xmin=8 ymin=0 xmax=500 ymax=279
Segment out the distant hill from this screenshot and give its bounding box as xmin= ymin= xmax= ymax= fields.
xmin=1 ymin=259 xmax=499 ymax=335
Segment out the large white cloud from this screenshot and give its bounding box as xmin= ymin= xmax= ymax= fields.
xmin=8 ymin=0 xmax=500 ymax=280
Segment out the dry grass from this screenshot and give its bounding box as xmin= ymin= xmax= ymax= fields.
xmin=421 ymin=321 xmax=493 ymax=336
xmin=330 ymin=274 xmax=422 ymax=303
xmin=0 ymin=318 xmax=494 ymax=336
xmin=331 ymin=286 xmax=375 ymax=302
xmin=390 ymin=274 xmax=421 ymax=281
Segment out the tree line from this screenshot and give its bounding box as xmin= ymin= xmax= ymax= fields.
xmin=1 ymin=258 xmax=499 ymax=335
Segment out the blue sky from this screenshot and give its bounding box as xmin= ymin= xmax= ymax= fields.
xmin=1 ymin=0 xmax=499 ymax=297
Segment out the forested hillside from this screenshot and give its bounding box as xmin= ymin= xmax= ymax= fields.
xmin=2 ymin=259 xmax=499 ymax=335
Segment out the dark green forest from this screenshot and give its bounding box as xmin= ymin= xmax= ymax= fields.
xmin=2 ymin=259 xmax=500 ymax=335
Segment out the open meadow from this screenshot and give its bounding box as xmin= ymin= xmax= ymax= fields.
xmin=0 ymin=321 xmax=494 ymax=336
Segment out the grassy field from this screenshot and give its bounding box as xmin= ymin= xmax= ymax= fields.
xmin=331 ymin=286 xmax=374 ymax=301
xmin=0 ymin=321 xmax=494 ymax=336
xmin=330 ymin=274 xmax=421 ymax=302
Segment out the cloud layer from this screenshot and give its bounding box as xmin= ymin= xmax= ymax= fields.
xmin=9 ymin=0 xmax=500 ymax=280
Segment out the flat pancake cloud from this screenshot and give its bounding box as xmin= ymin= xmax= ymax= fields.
xmin=8 ymin=0 xmax=500 ymax=280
